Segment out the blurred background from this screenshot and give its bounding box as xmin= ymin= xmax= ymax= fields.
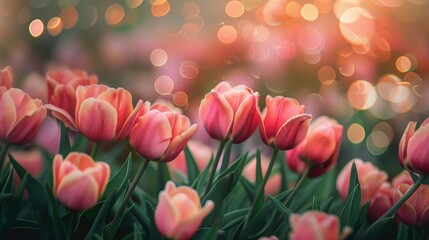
xmin=1 ymin=0 xmax=429 ymax=176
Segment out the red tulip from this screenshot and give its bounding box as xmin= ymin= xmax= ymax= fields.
xmin=0 ymin=66 xmax=13 ymax=89
xmin=289 ymin=211 xmax=340 ymax=240
xmin=393 ymin=183 xmax=429 ymax=226
xmin=199 ymin=81 xmax=261 ymax=143
xmin=259 ymin=96 xmax=311 ymax=150
xmin=367 ymin=182 xmax=393 ymax=222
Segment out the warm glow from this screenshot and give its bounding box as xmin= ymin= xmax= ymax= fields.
xmin=225 ymin=1 xmax=245 ymax=18
xmin=180 ymin=61 xmax=199 ymax=79
xmin=318 ymin=66 xmax=336 ymax=85
xmin=150 ymin=49 xmax=168 ymax=67
xmin=217 ymin=25 xmax=238 ymax=44
xmin=105 ymin=4 xmax=125 ymax=25
xmin=301 ymin=4 xmax=319 ymax=21
xmin=396 ymin=56 xmax=412 ymax=73
xmin=376 ymin=74 xmax=401 ymax=100
xmin=154 ymin=75 xmax=174 ymax=95
xmin=60 ymin=7 xmax=79 ymax=29
xmin=181 ymin=2 xmax=200 ymax=19
xmin=347 ymin=123 xmax=365 ymax=144
xmin=151 ymin=1 xmax=170 ymax=17
xmin=286 ymin=1 xmax=302 ymax=18
xmin=347 ymin=80 xmax=377 ymax=110
xmin=298 ymin=27 xmax=323 ymax=54
xmin=127 ymin=0 xmax=144 ymax=8
xmin=29 ymin=19 xmax=44 ymax=37
xmin=47 ymin=17 xmax=63 ymax=36
xmin=173 ymin=91 xmax=188 ymax=107
xmin=339 ymin=7 xmax=375 ymax=46
xmin=253 ymin=25 xmax=270 ymax=42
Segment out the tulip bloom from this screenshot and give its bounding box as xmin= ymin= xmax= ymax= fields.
xmin=46 ymin=68 xmax=98 ymax=118
xmin=53 ymin=152 xmax=110 ymax=210
xmin=392 ymin=170 xmax=413 ymax=189
xmin=0 ymin=87 xmax=46 ymax=145
xmin=399 ymin=118 xmax=429 ymax=175
xmin=130 ymin=107 xmax=198 ymax=162
xmin=155 ymin=181 xmax=214 ymax=240
xmin=259 ymin=96 xmax=311 ymax=150
xmin=367 ymin=182 xmax=393 ymax=222
xmin=0 ymin=66 xmax=13 ymax=89
xmin=199 ymin=81 xmax=260 ymax=144
xmin=289 ymin=211 xmax=340 ymax=240
xmin=286 ymin=116 xmax=343 ymax=177
xmin=242 ymin=155 xmax=281 ymax=196
xmin=168 ymin=140 xmax=212 ymax=176
xmin=337 ymin=159 xmax=387 ymax=204
xmin=47 ymin=84 xmax=145 ymax=142
xmin=393 ymin=184 xmax=429 ymax=226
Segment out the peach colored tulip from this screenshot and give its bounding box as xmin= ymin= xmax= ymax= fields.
xmin=289 ymin=211 xmax=340 ymax=240
xmin=53 ymin=152 xmax=110 ymax=210
xmin=336 ymin=159 xmax=387 ymax=204
xmin=399 ymin=118 xmax=429 ymax=175
xmin=168 ymin=140 xmax=212 ymax=176
xmin=155 ymin=181 xmax=214 ymax=240
xmin=47 ymin=84 xmax=146 ymax=142
xmin=259 ymin=96 xmax=311 ymax=150
xmin=286 ymin=116 xmax=343 ymax=177
xmin=393 ymin=183 xmax=429 ymax=226
xmin=46 ymin=68 xmax=98 ymax=118
xmin=0 ymin=87 xmax=46 ymax=145
xmin=367 ymin=182 xmax=393 ymax=222
xmin=242 ymin=155 xmax=281 ymax=196
xmin=0 ymin=66 xmax=13 ymax=89
xmin=199 ymin=81 xmax=261 ymax=144
xmin=130 ymin=107 xmax=198 ymax=162
xmin=392 ymin=170 xmax=413 ymax=189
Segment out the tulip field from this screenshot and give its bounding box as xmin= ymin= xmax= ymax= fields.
xmin=1 ymin=0 xmax=429 ymax=239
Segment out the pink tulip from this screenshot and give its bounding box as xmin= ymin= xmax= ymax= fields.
xmin=398 ymin=118 xmax=429 ymax=175
xmin=47 ymin=84 xmax=146 ymax=142
xmin=242 ymin=155 xmax=281 ymax=196
xmin=336 ymin=159 xmax=387 ymax=204
xmin=53 ymin=152 xmax=110 ymax=210
xmin=393 ymin=183 xmax=429 ymax=226
xmin=289 ymin=211 xmax=340 ymax=240
xmin=168 ymin=140 xmax=212 ymax=176
xmin=0 ymin=66 xmax=13 ymax=89
xmin=0 ymin=87 xmax=46 ymax=145
xmin=392 ymin=170 xmax=413 ymax=189
xmin=155 ymin=181 xmax=214 ymax=240
xmin=259 ymin=96 xmax=312 ymax=150
xmin=286 ymin=116 xmax=343 ymax=177
xmin=367 ymin=182 xmax=393 ymax=222
xmin=199 ymin=81 xmax=261 ymax=143
xmin=130 ymin=106 xmax=198 ymax=162
xmin=46 ymin=68 xmax=98 ymax=118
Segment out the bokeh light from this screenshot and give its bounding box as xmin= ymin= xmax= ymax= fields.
xmin=301 ymin=4 xmax=319 ymax=21
xmin=225 ymin=1 xmax=245 ymax=18
xmin=347 ymin=123 xmax=365 ymax=144
xmin=347 ymin=80 xmax=377 ymax=110
xmin=218 ymin=25 xmax=238 ymax=44
xmin=29 ymin=19 xmax=44 ymax=38
xmin=105 ymin=4 xmax=125 ymax=25
xmin=154 ymin=75 xmax=174 ymax=95
xmin=47 ymin=17 xmax=63 ymax=36
xmin=150 ymin=49 xmax=168 ymax=67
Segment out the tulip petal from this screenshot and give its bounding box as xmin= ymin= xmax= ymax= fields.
xmin=162 ymin=124 xmax=198 ymax=162
xmin=408 ymin=122 xmax=429 ymax=174
xmin=7 ymin=106 xmax=46 ymax=145
xmin=155 ymin=191 xmax=179 ymax=238
xmin=45 ymin=104 xmax=77 ymax=130
xmin=0 ymin=66 xmax=13 ymax=89
xmin=53 ymin=155 xmax=63 ymax=193
xmin=0 ymin=91 xmax=17 ymax=138
xmin=172 ymin=200 xmax=214 ymax=240
xmin=77 ymin=98 xmax=117 ymax=142
xmin=75 ymin=84 xmax=109 ymax=121
xmin=56 ymin=171 xmax=99 ymax=210
xmin=274 ymin=114 xmax=312 ymax=150
xmin=299 ymin=126 xmax=336 ymax=166
xmin=231 ymin=93 xmax=261 ymax=144
xmin=97 ymin=88 xmax=133 ymax=134
xmin=66 ymin=152 xmax=97 ymax=170
xmin=115 ymin=100 xmax=147 ymax=141
xmin=199 ymin=92 xmax=233 ymax=140
xmin=398 ymin=121 xmax=416 ymax=167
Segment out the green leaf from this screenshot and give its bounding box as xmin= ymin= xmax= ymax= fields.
xmin=216 ymin=153 xmax=247 ymax=183
xmin=268 ymin=195 xmax=293 ymax=221
xmin=220 ymin=139 xmax=233 ymax=172
xmin=339 ymin=184 xmax=362 ymax=228
xmin=363 ymin=217 xmax=395 ymax=240
xmin=320 ymin=197 xmax=333 ymax=212
xmin=103 ymin=154 xmax=132 ymax=199
xmin=239 ymin=176 xmax=256 ymax=202
xmin=397 ymin=223 xmax=409 ymax=240
xmin=192 ymin=155 xmax=213 ymax=195
xmin=59 ymin=122 xmax=71 ymax=157
xmin=11 ymin=218 xmax=40 ymax=230
xmin=146 ymin=201 xmax=164 ymax=240
xmin=348 ymin=162 xmax=359 ymax=198
xmin=71 ymin=134 xmax=89 ymax=152
xmin=192 ymin=227 xmax=217 ymax=240
xmin=255 ymin=150 xmax=263 ymax=187
xmin=312 ymin=196 xmax=320 ymax=211
xmin=133 ymin=223 xmax=144 ymax=240
xmin=202 ymin=173 xmax=235 ymax=227
xmin=131 ymin=205 xmax=150 ymax=236
xmin=222 ymin=208 xmax=249 ymax=229
xmin=184 ymin=145 xmax=201 ymax=183
xmin=45 ymin=182 xmax=67 ymax=240
xmin=85 ymin=191 xmax=115 ymax=240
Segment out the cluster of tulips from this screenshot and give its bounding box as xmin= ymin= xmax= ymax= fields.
xmin=0 ymin=65 xmax=428 ymax=239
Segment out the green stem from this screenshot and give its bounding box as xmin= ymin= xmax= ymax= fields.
xmin=284 ymin=165 xmax=310 ymax=207
xmin=203 ymin=140 xmax=227 ymax=198
xmin=158 ymin=161 xmax=165 ymax=194
xmin=220 ymin=139 xmax=233 ymax=172
xmin=0 ymin=143 xmax=10 ymax=173
xmin=90 ymin=142 xmax=99 ymax=160
xmin=247 ymin=148 xmax=279 ymax=219
xmin=67 ymin=211 xmax=77 ymax=240
xmin=379 ymin=175 xmax=426 ymax=219
xmin=108 ymin=157 xmax=150 ymax=239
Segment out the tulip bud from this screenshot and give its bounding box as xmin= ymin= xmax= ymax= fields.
xmin=289 ymin=211 xmax=340 ymax=240
xmin=393 ymin=183 xmax=429 ymax=226
xmin=398 ymin=118 xmax=429 ymax=176
xmin=199 ymin=81 xmax=261 ymax=144
xmin=0 ymin=66 xmax=13 ymax=89
xmin=53 ymin=152 xmax=110 ymax=210
xmin=155 ymin=181 xmax=214 ymax=240
xmin=0 ymin=87 xmax=46 ymax=145
xmin=259 ymin=96 xmax=311 ymax=150
xmin=286 ymin=116 xmax=343 ymax=177
xmin=336 ymin=159 xmax=387 ymax=204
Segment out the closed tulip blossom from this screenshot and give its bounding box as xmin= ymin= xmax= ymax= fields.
xmin=155 ymin=181 xmax=214 ymax=240
xmin=399 ymin=118 xmax=429 ymax=175
xmin=259 ymin=96 xmax=312 ymax=150
xmin=199 ymin=81 xmax=260 ymax=144
xmin=286 ymin=116 xmax=343 ymax=177
xmin=0 ymin=66 xmax=13 ymax=89
xmin=289 ymin=211 xmax=340 ymax=240
xmin=393 ymin=183 xmax=429 ymax=226
xmin=337 ymin=159 xmax=388 ymax=204
xmin=367 ymin=182 xmax=393 ymax=222
xmin=47 ymin=84 xmax=146 ymax=142
xmin=53 ymin=152 xmax=110 ymax=210
xmin=0 ymin=87 xmax=46 ymax=145
xmin=392 ymin=170 xmax=414 ymax=189
xmin=46 ymin=68 xmax=98 ymax=117
xmin=130 ymin=106 xmax=198 ymax=162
